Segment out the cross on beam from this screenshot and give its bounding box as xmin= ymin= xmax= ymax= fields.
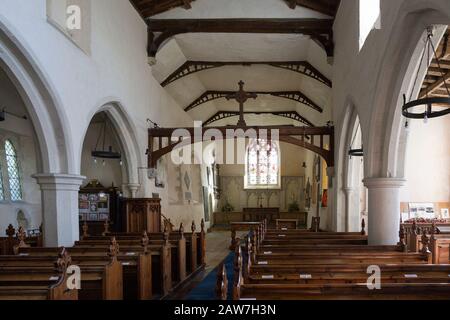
xmin=226 ymin=81 xmax=257 ymax=127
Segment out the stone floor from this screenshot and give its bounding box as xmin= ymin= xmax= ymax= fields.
xmin=203 ymin=230 xmax=247 ymax=274
xmin=169 ymin=230 xmax=247 ymax=299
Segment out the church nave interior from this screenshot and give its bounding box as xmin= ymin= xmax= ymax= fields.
xmin=0 ymin=0 xmax=449 ymax=303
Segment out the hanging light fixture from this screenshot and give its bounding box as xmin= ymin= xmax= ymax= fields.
xmin=402 ymin=27 xmax=450 ymax=121
xmin=91 ymin=115 xmax=122 ymax=163
xmin=348 ymin=124 xmax=364 ymax=157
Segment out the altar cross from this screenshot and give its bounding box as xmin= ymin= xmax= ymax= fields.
xmin=226 ymin=81 xmax=257 ymax=127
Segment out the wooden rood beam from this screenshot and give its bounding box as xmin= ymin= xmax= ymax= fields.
xmin=147 ymin=125 xmax=334 ymax=168
xmin=147 ymin=18 xmax=334 ymax=57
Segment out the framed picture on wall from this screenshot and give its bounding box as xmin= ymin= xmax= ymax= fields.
xmin=441 ymin=208 xmax=450 ymax=219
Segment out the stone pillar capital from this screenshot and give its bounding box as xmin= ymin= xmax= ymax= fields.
xmin=127 ymin=183 xmax=141 ymax=198
xmin=363 ymin=177 xmax=406 ymax=189
xmin=32 ymin=173 xmax=85 ymax=191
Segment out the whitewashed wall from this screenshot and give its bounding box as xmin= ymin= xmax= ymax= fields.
xmin=332 ymin=0 xmax=450 ymax=234
xmin=0 ymin=0 xmax=209 ymax=237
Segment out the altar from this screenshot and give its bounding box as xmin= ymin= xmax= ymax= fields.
xmin=243 ymin=207 xmax=280 ymax=223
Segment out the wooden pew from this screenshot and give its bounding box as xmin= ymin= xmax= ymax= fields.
xmin=97 ymin=220 xmax=206 ymax=278
xmin=75 ymin=227 xmax=180 ymax=297
xmin=227 ymin=243 xmax=450 ymax=300
xmin=2 ymin=238 xmax=123 ymax=300
xmin=407 ymin=225 xmax=450 ymax=264
xmin=0 ymin=248 xmax=77 ymax=300
xmin=0 ymin=225 xmax=42 ymax=256
xmin=20 ymin=235 xmax=152 ymax=300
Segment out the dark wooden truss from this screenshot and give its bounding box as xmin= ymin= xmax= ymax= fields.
xmin=185 ymin=90 xmax=323 ymax=113
xmin=131 ymin=0 xmax=340 ymax=18
xmin=420 ymin=27 xmax=450 ymax=99
xmin=161 ymin=61 xmax=332 ymax=88
xmin=284 ymin=0 xmax=341 ymax=17
xmin=130 ymin=0 xmax=194 ymax=18
xmin=148 ymin=126 xmax=334 ymax=168
xmin=147 ymin=18 xmax=334 ymax=57
xmin=203 ymin=111 xmax=315 ymax=127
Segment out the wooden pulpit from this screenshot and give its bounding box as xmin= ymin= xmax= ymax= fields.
xmin=122 ymin=198 xmax=161 ymax=233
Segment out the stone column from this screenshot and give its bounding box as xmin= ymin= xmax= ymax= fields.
xmin=343 ymin=187 xmax=354 ymax=232
xmin=363 ymin=178 xmax=406 ymax=245
xmin=33 ymin=174 xmax=85 ymax=247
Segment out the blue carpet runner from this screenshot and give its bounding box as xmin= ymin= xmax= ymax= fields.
xmin=185 ymin=252 xmax=235 ymax=300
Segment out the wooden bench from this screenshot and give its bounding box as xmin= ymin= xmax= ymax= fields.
xmin=407 ymin=225 xmax=450 ymax=264
xmin=0 ymin=248 xmax=77 ymax=300
xmin=226 ymin=244 xmax=450 ymax=300
xmin=19 ymin=236 xmax=151 ymax=300
xmin=2 ymin=239 xmax=123 ymax=300
xmin=0 ymin=225 xmax=42 ymax=255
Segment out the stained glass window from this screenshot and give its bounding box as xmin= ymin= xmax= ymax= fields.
xmin=246 ymin=139 xmax=280 ymax=188
xmin=5 ymin=140 xmax=23 ymax=201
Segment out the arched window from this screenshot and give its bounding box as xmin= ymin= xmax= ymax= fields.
xmin=359 ymin=0 xmax=381 ymax=50
xmin=5 ymin=140 xmax=23 ymax=201
xmin=0 ymin=160 xmax=4 ymax=201
xmin=245 ymin=139 xmax=280 ymax=189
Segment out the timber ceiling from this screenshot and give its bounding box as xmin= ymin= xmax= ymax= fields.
xmin=130 ymin=0 xmax=340 ymax=18
xmin=130 ymin=0 xmax=336 ymax=127
xmin=421 ymin=27 xmax=450 ymax=99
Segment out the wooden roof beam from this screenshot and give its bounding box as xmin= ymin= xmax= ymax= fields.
xmin=284 ymin=0 xmax=340 ymax=17
xmin=147 ymin=18 xmax=334 ymax=58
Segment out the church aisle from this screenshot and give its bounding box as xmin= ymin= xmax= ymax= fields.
xmin=171 ymin=231 xmax=245 ymax=300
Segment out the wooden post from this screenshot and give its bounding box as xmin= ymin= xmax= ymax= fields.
xmin=421 ymin=229 xmax=432 ymax=263
xmin=141 ymin=231 xmax=149 ymax=254
xmin=398 ymin=224 xmax=407 ymax=252
xmin=4 ymin=225 xmax=15 ymax=255
xmin=215 ymin=263 xmax=228 ymax=300
xmin=230 ymin=227 xmax=237 ymax=250
xmin=82 ymin=221 xmax=89 ymax=239
xmin=139 ymin=231 xmax=152 ymax=300
xmin=178 ymin=223 xmax=187 ymax=282
xmin=14 ymin=227 xmax=29 ymax=255
xmin=251 ymin=231 xmax=258 ymax=256
xmin=199 ymin=219 xmax=206 ymax=266
xmin=232 ymin=256 xmax=243 ymax=301
xmin=190 ymin=221 xmax=198 ymax=272
xmin=161 ymin=225 xmax=172 ymax=296
xmin=102 ymin=220 xmax=110 ymax=236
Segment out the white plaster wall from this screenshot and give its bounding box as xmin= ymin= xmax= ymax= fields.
xmin=0 ymin=0 xmax=211 ymax=233
xmin=400 ymin=116 xmax=450 ymax=203
xmin=332 ymin=0 xmax=450 ymax=232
